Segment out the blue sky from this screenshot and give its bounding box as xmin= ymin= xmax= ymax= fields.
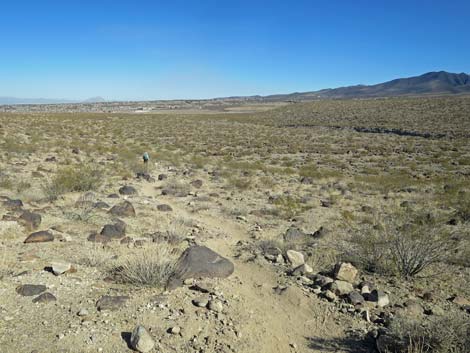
xmin=1 ymin=0 xmax=469 ymax=100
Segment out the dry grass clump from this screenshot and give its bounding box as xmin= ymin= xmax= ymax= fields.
xmin=111 ymin=244 xmax=177 ymax=287
xmin=78 ymin=244 xmax=115 ymax=268
xmin=381 ymin=314 xmax=470 ymax=353
xmin=42 ymin=164 xmax=102 ymax=200
xmin=339 ymin=208 xmax=458 ymax=278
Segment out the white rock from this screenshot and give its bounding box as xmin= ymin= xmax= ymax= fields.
xmin=208 ymin=299 xmax=223 ymax=313
xmin=51 ymin=261 xmax=72 ymax=276
xmin=286 ymin=250 xmax=305 ymax=268
xmin=334 ymin=262 xmax=358 ymax=283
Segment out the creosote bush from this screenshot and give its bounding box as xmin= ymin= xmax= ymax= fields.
xmin=111 ymin=244 xmax=177 ymax=287
xmin=380 ymin=314 xmax=470 ymax=353
xmin=42 ymin=164 xmax=102 ymax=200
xmin=340 ymin=208 xmax=458 ymax=278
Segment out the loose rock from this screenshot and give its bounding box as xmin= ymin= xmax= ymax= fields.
xmin=16 ymin=284 xmax=47 ymax=296
xmin=24 ymin=231 xmax=54 ymax=243
xmin=130 ymin=325 xmax=155 ymax=353
xmin=96 ymin=295 xmax=129 ymax=311
xmin=32 ymin=292 xmax=57 ymax=303
xmin=334 ymin=262 xmax=358 ymax=283
xmin=109 ymin=201 xmax=136 ymax=217
xmin=119 ymin=185 xmax=137 ymax=195
xmin=286 ymin=250 xmax=305 ymax=269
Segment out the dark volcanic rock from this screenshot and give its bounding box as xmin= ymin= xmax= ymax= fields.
xmin=167 ymin=246 xmax=234 ymax=290
xmin=100 ymin=220 xmax=126 ymax=239
xmin=109 ymin=201 xmax=136 ymax=217
xmin=119 ymin=185 xmax=137 ymax=195
xmin=190 ymin=179 xmax=203 ymax=189
xmin=107 ymin=193 xmax=120 ymax=199
xmin=32 ymin=292 xmax=57 ymax=303
xmin=96 ymin=295 xmax=129 ymax=311
xmin=157 ymin=204 xmax=173 ymax=212
xmin=3 ymin=198 xmax=23 ymax=210
xmin=24 ymin=230 xmax=54 ymax=243
xmin=16 ymin=284 xmax=47 ymax=296
xmin=19 ymin=210 xmax=42 ymax=230
xmin=158 ymin=174 xmax=168 ymax=181
xmin=136 ymin=172 xmax=154 ymax=182
xmin=93 ymin=201 xmax=110 ymax=209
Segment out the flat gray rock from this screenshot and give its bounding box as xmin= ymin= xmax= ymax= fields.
xmin=32 ymin=292 xmax=57 ymax=303
xmin=16 ymin=284 xmax=47 ymax=296
xmin=167 ymin=246 xmax=234 ymax=290
xmin=96 ymin=295 xmax=130 ymax=311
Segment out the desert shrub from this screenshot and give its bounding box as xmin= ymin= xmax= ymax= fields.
xmin=162 ymin=179 xmax=190 ymax=196
xmin=340 ymin=209 xmax=458 ymax=278
xmin=111 ymin=244 xmax=177 ymax=287
xmin=42 ymin=164 xmax=102 ymax=200
xmin=273 ymin=196 xmax=310 ymax=219
xmin=227 ymin=176 xmax=252 ymax=190
xmin=79 ymin=244 xmax=115 ymax=268
xmin=381 ymin=314 xmax=470 ymax=353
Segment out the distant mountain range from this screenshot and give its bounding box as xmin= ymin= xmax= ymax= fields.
xmin=255 ymin=71 xmax=470 ymax=101
xmin=1 ymin=71 xmax=469 ymax=105
xmin=0 ymin=96 xmax=106 ymax=105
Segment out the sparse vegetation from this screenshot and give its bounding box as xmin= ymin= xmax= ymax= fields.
xmin=42 ymin=164 xmax=102 ymax=200
xmin=111 ymin=245 xmax=177 ymax=287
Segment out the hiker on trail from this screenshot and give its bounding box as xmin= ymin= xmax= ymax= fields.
xmin=143 ymin=152 xmax=149 ymax=164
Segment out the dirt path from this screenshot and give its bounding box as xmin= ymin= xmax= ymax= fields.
xmin=141 ymin=182 xmax=354 ymax=353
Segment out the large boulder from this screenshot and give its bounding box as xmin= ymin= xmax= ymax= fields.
xmin=167 ymin=246 xmax=234 ymax=290
xmin=109 ymin=201 xmax=136 ymax=217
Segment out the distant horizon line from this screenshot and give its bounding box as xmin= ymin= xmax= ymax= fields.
xmin=1 ymin=69 xmax=469 ymax=105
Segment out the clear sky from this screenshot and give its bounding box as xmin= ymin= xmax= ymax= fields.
xmin=1 ymin=0 xmax=469 ymax=101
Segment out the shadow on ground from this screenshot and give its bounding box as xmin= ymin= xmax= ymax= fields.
xmin=306 ymin=335 xmax=376 ymax=352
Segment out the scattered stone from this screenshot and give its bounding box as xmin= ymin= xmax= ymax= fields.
xmin=330 ymin=280 xmax=354 ymax=296
xmin=72 ymin=148 xmax=80 ymax=154
xmin=334 ymin=262 xmax=358 ymax=283
xmin=109 ymin=201 xmax=136 ymax=217
xmin=369 ymin=290 xmax=390 ymax=307
xmin=292 ymin=263 xmax=313 ymax=276
xmin=158 ymin=174 xmax=167 ymax=181
xmin=16 ymin=284 xmax=47 ymax=296
xmin=77 ymin=308 xmax=89 ymax=317
xmin=283 ymin=227 xmax=306 ymax=243
xmin=451 ymin=296 xmax=470 ymax=307
xmin=324 ymin=290 xmax=337 ymax=302
xmin=107 ymin=193 xmax=120 ymax=199
xmin=136 ymin=172 xmax=154 ymax=182
xmin=348 ymin=291 xmax=365 ymax=305
xmin=404 ymin=300 xmax=423 ymax=317
xmin=32 ymin=292 xmax=57 ymax=303
xmin=192 ymin=297 xmax=209 ymax=308
xmin=314 ymin=275 xmax=334 ymax=287
xmin=24 ymin=230 xmax=54 ymax=243
xmin=167 ymin=246 xmax=234 ymax=290
xmin=130 ymin=325 xmax=155 ymax=353
xmin=96 ymin=295 xmax=129 ymax=311
xmin=286 ymin=250 xmax=305 ymax=269
xmin=93 ymin=201 xmax=110 ymax=209
xmin=208 ymin=299 xmax=223 ymax=313
xmin=100 ymin=220 xmax=126 ymax=239
xmin=169 ymin=326 xmax=181 ymax=335
xmin=50 ymin=261 xmax=72 ymax=276
xmin=119 ymin=185 xmax=137 ymax=195
xmin=157 ymin=204 xmax=173 ymax=212
xmin=190 ymin=180 xmax=203 ymax=188
xmin=19 ymin=210 xmax=42 ymax=230
xmin=3 ymin=198 xmax=23 ymax=210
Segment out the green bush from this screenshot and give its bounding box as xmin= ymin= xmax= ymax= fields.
xmin=340 ymin=208 xmax=458 ymax=278
xmin=42 ymin=164 xmax=102 ymax=200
